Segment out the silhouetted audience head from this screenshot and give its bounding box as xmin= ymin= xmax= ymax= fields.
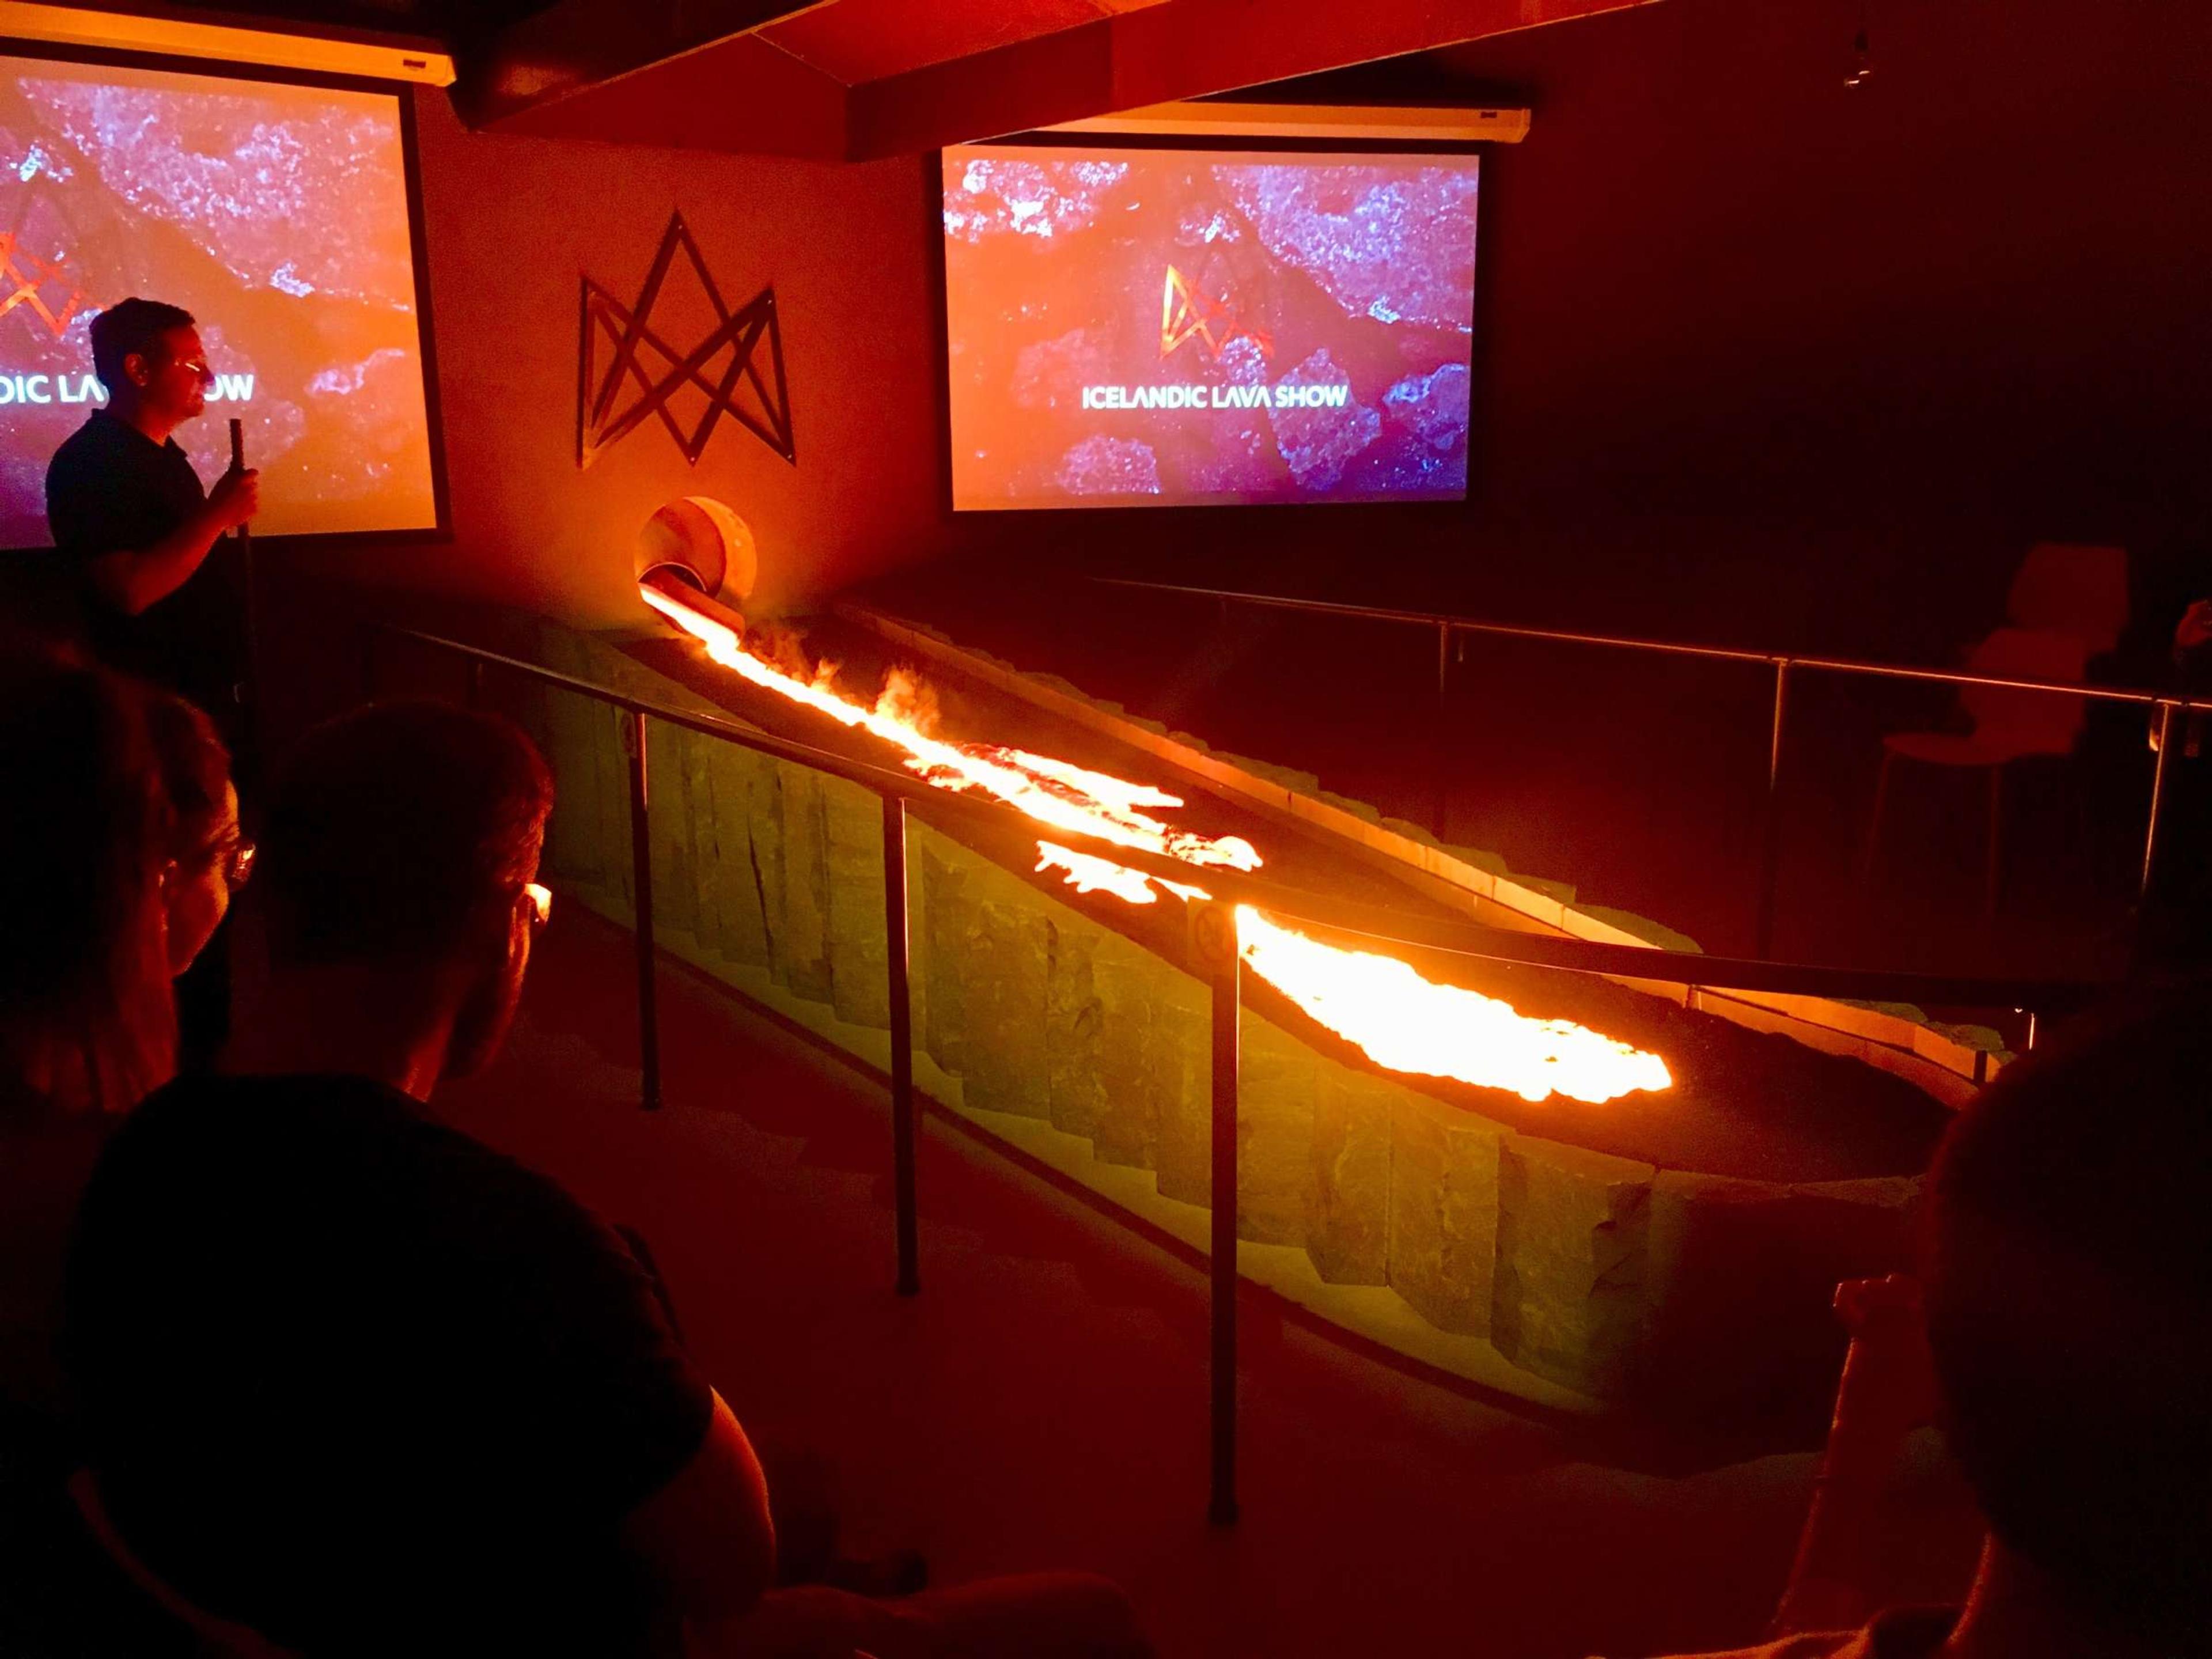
xmin=0 ymin=653 xmax=175 ymax=1116
xmin=259 ymin=699 xmax=554 ymax=1077
xmin=1924 ymin=993 xmax=2212 ymax=1653
xmin=143 ymin=690 xmax=242 ymax=979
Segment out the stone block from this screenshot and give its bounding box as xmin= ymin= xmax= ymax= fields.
xmin=1491 ymin=1137 xmax=1656 ymax=1397
xmin=645 ymin=719 xmax=699 ymax=942
xmin=822 ymin=777 xmax=889 ymax=1029
xmin=698 ymin=740 xmax=772 ymax=969
xmin=535 ymin=631 xmax=628 ymax=907
xmin=1387 ymin=1091 xmax=1506 ymax=1336
xmin=594 ymin=700 xmax=634 ymax=918
xmin=1238 ymin=1018 xmax=1318 ymax=1247
xmin=775 ymin=763 xmax=833 ymax=1004
xmin=680 ymin=720 xmax=722 ymax=936
xmin=916 ymin=828 xmax=971 ymax=1075
xmin=907 ymin=888 xmax=929 ymax=1060
xmin=1306 ymin=1065 xmax=1395 ymax=1286
xmin=1092 ymin=932 xmax=1205 ymax=1177
xmin=1132 ymin=959 xmax=1211 ymax=1201
xmin=1635 ymin=1172 xmax=1919 ymax=1425
xmin=533 ymin=639 xmax=610 ymax=892
xmin=1045 ymin=914 xmax=1107 ymax=1140
xmin=747 ymin=756 xmax=787 ymax=971
xmin=957 ymin=874 xmax=1053 ymax=1118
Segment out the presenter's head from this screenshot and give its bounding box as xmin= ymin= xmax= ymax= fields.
xmin=90 ymin=298 xmax=211 ymax=436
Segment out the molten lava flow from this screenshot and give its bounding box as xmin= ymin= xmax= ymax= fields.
xmin=1036 ymin=843 xmax=1168 ymax=906
xmin=643 ymin=581 xmax=1671 ymax=1105
xmin=1236 ymin=908 xmax=1672 ymax=1104
xmin=642 ymin=583 xmax=1260 ymax=876
xmin=1037 ymin=842 xmax=1213 ymax=907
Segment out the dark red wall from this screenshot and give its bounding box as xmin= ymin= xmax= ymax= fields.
xmin=299 ymin=90 xmax=947 ymax=628
xmin=983 ymin=0 xmax=2212 ymax=660
xmin=1461 ymin=0 xmax=2212 ymax=654
xmin=320 ymin=0 xmax=2212 ymax=665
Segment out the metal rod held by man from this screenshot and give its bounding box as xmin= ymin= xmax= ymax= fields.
xmin=231 ymin=415 xmax=263 ymax=754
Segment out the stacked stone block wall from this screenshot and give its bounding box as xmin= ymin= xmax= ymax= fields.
xmin=521 ymin=623 xmax=1917 ymax=1421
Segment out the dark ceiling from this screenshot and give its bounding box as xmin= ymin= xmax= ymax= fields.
xmin=147 ymin=0 xmax=1650 ymax=158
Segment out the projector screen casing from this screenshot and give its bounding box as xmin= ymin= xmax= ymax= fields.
xmin=0 ymin=40 xmax=448 ymax=552
xmin=938 ymin=135 xmax=1484 ymax=516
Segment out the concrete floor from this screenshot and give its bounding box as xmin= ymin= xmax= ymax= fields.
xmin=433 ymin=906 xmax=1906 ymax=1659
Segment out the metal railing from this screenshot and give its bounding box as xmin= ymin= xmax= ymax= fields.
xmin=1092 ymin=578 xmax=2212 ymax=959
xmin=367 ymin=622 xmax=2112 ymax=1529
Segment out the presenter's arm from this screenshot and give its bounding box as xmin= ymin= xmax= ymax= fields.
xmin=620 ymin=1388 xmax=777 ymax=1627
xmin=86 ymin=467 xmax=259 ymax=616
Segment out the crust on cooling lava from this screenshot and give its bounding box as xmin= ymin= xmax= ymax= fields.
xmin=835 ymin=603 xmax=2002 ymax=1106
xmin=626 ymin=626 xmax=1948 ymax=1187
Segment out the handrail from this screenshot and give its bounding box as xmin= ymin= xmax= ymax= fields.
xmin=1090 ymin=576 xmax=2202 ymax=956
xmin=378 ymin=626 xmax=2104 ymax=1016
xmin=370 ymin=616 xmax=2110 ymax=1530
xmin=1090 ymin=577 xmax=2212 ymax=711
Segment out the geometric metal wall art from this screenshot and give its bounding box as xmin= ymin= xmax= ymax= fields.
xmin=577 ymin=210 xmax=794 ymax=469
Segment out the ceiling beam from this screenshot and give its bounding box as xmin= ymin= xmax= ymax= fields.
xmin=460 ymin=0 xmax=1656 ymax=160
xmin=760 ymin=0 xmax=1173 ymax=88
xmin=850 ymin=0 xmax=1657 ymax=159
xmin=1046 ymin=99 xmax=1532 ymax=143
xmin=454 ymin=0 xmax=830 ymax=128
xmin=486 ymin=29 xmax=847 ymax=157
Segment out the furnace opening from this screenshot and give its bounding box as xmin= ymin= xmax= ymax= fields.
xmin=635 ymin=496 xmax=756 ymax=607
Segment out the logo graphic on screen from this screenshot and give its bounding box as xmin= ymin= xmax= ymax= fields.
xmin=1159 ymin=265 xmax=1271 ymax=363
xmin=578 ymin=210 xmax=794 ymax=471
xmin=0 ymin=233 xmax=94 ymax=339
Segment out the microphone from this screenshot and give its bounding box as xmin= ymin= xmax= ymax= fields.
xmin=230 ymin=416 xmax=258 ymax=733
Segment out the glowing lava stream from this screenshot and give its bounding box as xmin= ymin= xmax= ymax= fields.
xmin=642 ymin=582 xmax=1671 ymax=1105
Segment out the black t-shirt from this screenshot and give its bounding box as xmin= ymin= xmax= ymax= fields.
xmin=63 ymin=1073 xmax=714 ymax=1656
xmin=43 ymin=410 xmax=241 ymax=719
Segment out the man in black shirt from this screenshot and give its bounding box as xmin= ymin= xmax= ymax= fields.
xmin=47 ymin=301 xmax=266 ymax=1069
xmin=44 ymin=297 xmax=259 ymax=723
xmin=64 ymin=702 xmax=776 ymax=1656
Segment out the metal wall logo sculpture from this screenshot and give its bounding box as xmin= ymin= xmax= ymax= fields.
xmin=578 ymin=211 xmax=793 ymax=469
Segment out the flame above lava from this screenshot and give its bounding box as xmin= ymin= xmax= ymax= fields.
xmin=643 ymin=584 xmax=1259 ymax=876
xmin=642 ymin=581 xmax=1671 ymax=1105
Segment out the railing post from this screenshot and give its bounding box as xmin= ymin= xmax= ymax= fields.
xmin=2135 ymin=699 xmax=2182 ymax=964
xmin=882 ymin=795 xmax=920 ymax=1297
xmin=1434 ymin=622 xmax=1453 ymax=838
xmin=1753 ymin=659 xmax=1791 ymax=960
xmin=1195 ymin=901 xmax=1241 ymax=1528
xmin=624 ymin=709 xmax=662 ymax=1112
